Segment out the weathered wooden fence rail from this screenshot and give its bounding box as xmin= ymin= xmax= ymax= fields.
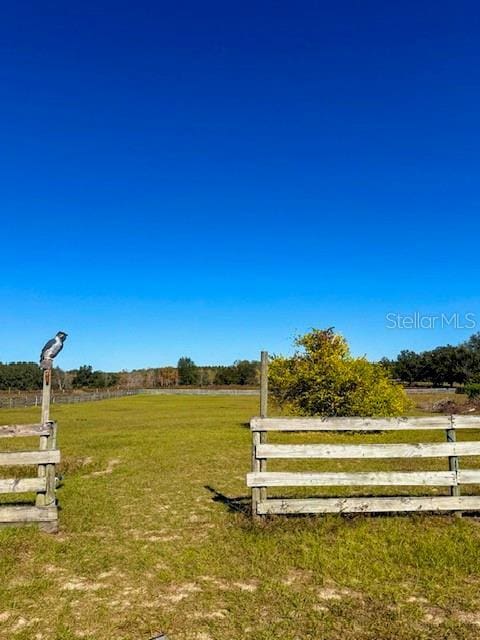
xmin=0 ymin=389 xmax=142 ymax=409
xmin=0 ymin=388 xmax=259 ymax=408
xmin=0 ymin=421 xmax=60 ymax=532
xmin=247 ymin=415 xmax=480 ymax=516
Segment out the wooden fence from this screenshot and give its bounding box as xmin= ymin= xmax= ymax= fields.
xmin=247 ymin=415 xmax=480 ymax=516
xmin=0 ymin=421 xmax=60 ymax=532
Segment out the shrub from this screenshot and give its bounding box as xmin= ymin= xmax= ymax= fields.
xmin=269 ymin=328 xmax=411 ymax=416
xmin=465 ymin=383 xmax=480 ymax=400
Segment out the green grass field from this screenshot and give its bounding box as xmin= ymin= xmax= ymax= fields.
xmin=1 ymin=395 xmax=480 ymax=639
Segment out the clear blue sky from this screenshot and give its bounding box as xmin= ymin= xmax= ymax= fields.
xmin=1 ymin=1 xmax=479 ymax=370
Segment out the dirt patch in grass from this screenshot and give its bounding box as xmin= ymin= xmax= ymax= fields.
xmin=62 ymin=577 xmax=105 ymax=592
xmin=317 ymin=585 xmax=364 ymax=601
xmin=457 ymin=611 xmax=480 ymax=626
xmin=85 ymin=457 xmax=121 ymax=477
xmin=199 ymin=576 xmax=259 ymax=592
xmin=164 ymin=582 xmax=202 ymax=603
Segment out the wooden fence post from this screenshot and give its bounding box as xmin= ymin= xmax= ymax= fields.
xmin=36 ymin=368 xmax=52 ymax=510
xmin=446 ymin=415 xmax=462 ymax=517
xmin=41 ymin=421 xmax=58 ymax=533
xmin=41 ymin=368 xmax=52 ymax=425
xmin=253 ymin=351 xmax=268 ymax=517
xmin=260 ymin=351 xmax=268 ymax=419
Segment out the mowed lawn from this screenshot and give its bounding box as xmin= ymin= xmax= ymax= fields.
xmin=2 ymin=396 xmax=480 ymax=639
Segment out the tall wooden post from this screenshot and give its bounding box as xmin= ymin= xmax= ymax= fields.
xmin=446 ymin=414 xmax=462 ymax=518
xmin=260 ymin=351 xmax=268 ymax=419
xmin=259 ymin=351 xmax=268 ymax=509
xmin=41 ymin=368 xmax=52 ymax=425
xmin=252 ymin=351 xmax=269 ymax=519
xmin=36 ymin=367 xmax=52 ymax=509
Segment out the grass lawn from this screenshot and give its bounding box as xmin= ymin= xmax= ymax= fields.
xmin=1 ymin=395 xmax=480 ymax=639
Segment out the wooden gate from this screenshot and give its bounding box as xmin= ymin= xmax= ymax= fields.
xmin=247 ymin=415 xmax=480 ymax=516
xmin=0 ymin=421 xmax=60 ymax=532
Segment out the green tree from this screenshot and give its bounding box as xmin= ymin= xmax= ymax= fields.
xmin=213 ymin=360 xmax=259 ymax=385
xmin=214 ymin=366 xmax=234 ymax=385
xmin=392 ymin=350 xmax=426 ymax=385
xmin=269 ymin=328 xmax=410 ymax=416
xmin=71 ymin=365 xmax=95 ymax=388
xmin=463 ymin=332 xmax=480 ymax=354
xmin=386 ymin=332 xmax=480 ymax=387
xmin=234 ymin=360 xmax=259 ymax=385
xmin=177 ymin=357 xmax=200 ymax=385
xmin=0 ymin=362 xmax=43 ymax=390
xmin=71 ymin=366 xmax=118 ymax=389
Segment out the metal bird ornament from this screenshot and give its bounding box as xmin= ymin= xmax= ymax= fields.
xmin=40 ymin=331 xmax=68 ymax=369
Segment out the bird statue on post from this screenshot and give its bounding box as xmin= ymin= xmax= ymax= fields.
xmin=40 ymin=331 xmax=68 ymax=370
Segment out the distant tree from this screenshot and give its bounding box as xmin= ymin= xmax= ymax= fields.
xmin=379 ymin=357 xmax=395 ymax=376
xmin=71 ymin=365 xmax=118 ymax=389
xmin=214 ymin=366 xmax=237 ymax=385
xmin=177 ymin=357 xmax=200 ymax=385
xmin=213 ymin=360 xmax=259 ymax=385
xmin=102 ymin=372 xmax=120 ymax=387
xmin=463 ymin=332 xmax=480 ymax=354
xmin=71 ymin=365 xmax=95 ymax=388
xmin=234 ymin=360 xmax=259 ymax=385
xmin=387 ymin=333 xmax=480 ymax=387
xmin=52 ymin=367 xmax=71 ymax=391
xmin=198 ymin=368 xmax=216 ymax=386
xmin=0 ymin=362 xmax=43 ymax=390
xmin=425 ymin=346 xmax=471 ymax=387
xmin=392 ymin=350 xmax=425 ymax=385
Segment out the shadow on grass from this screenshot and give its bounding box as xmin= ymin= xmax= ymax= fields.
xmin=203 ymin=487 xmax=480 ymax=523
xmin=204 ymin=485 xmax=251 ymax=515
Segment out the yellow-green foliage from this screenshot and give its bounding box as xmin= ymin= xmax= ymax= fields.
xmin=269 ymin=328 xmax=411 ymax=416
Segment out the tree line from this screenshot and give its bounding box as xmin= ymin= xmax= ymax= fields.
xmin=177 ymin=357 xmax=259 ymax=386
xmin=3 ymin=332 xmax=479 ymax=391
xmin=0 ymin=359 xmax=259 ymax=390
xmin=0 ymin=363 xmax=119 ymax=391
xmin=381 ymin=333 xmax=480 ymax=386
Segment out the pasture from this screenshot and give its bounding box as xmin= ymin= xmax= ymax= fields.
xmin=1 ymin=395 xmax=480 ymax=639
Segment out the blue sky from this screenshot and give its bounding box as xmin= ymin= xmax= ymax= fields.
xmin=1 ymin=1 xmax=479 ymax=370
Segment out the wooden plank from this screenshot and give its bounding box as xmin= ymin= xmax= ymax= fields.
xmin=0 ymin=450 xmax=60 ymax=466
xmin=0 ymin=505 xmax=57 ymax=523
xmin=0 ymin=423 xmax=52 ymax=438
xmin=257 ymin=496 xmax=480 ymax=515
xmin=256 ymin=442 xmax=480 ymax=459
xmin=0 ymin=478 xmax=47 ymax=493
xmin=247 ymin=471 xmax=457 ymax=487
xmin=251 ymin=416 xmax=463 ymax=431
xmin=449 ymin=416 xmax=480 ymax=428
xmin=457 ymin=470 xmax=480 ymax=484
